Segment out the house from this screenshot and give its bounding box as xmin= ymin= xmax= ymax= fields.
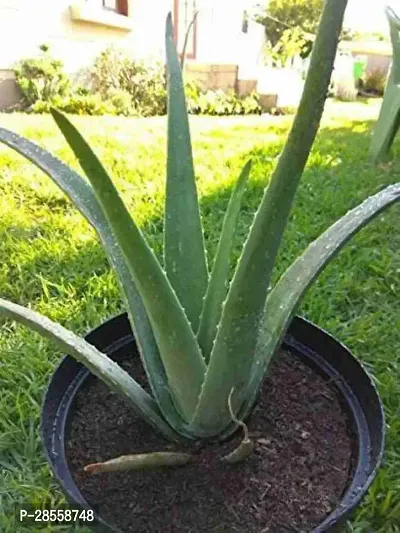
xmin=338 ymin=39 xmax=392 ymax=78
xmin=0 ymin=0 xmax=266 ymax=109
xmin=341 ymin=0 xmax=393 ymax=78
xmin=301 ymin=35 xmax=392 ymax=81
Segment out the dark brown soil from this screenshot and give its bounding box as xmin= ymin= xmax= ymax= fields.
xmin=66 ymin=350 xmax=354 ymax=533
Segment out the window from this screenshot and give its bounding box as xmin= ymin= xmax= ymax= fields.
xmin=103 ymin=0 xmax=118 ymax=11
xmin=174 ymin=0 xmax=197 ymax=59
xmin=70 ymin=0 xmax=133 ymax=29
xmin=88 ymin=0 xmax=128 ymax=16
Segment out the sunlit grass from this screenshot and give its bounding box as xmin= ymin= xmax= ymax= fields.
xmin=0 ymin=99 xmax=399 ymax=532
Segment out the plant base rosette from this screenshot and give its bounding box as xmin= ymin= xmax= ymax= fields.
xmin=41 ymin=314 xmax=384 ymax=533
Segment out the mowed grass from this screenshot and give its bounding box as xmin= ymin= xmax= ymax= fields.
xmin=0 ymin=99 xmax=399 ymax=532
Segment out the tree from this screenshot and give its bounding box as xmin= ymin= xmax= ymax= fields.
xmin=263 ymin=27 xmax=310 ymax=66
xmin=257 ymin=0 xmax=323 ymax=47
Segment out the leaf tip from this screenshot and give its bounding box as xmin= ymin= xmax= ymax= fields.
xmin=83 ymin=463 xmax=101 ymax=475
xmin=166 ymin=11 xmax=173 ymax=40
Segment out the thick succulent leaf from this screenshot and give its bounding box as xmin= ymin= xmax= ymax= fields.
xmin=197 ymin=161 xmax=252 ymax=360
xmin=0 ymin=127 xmax=190 ymax=437
xmin=164 ymin=13 xmax=209 ymax=331
xmin=240 ymin=183 xmax=400 ymax=419
xmin=0 ymin=298 xmax=179 ymax=441
xmin=190 ymin=0 xmax=349 ymax=436
xmin=51 ymin=109 xmax=206 ymax=422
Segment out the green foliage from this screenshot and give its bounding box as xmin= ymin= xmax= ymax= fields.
xmin=106 ymin=88 xmax=137 ymax=116
xmin=1 ymin=2 xmax=399 ymax=448
xmin=58 ymin=94 xmax=115 ymax=116
xmin=364 ymin=69 xmax=388 ymax=95
xmin=241 ymin=93 xmax=262 ymax=114
xmin=16 ymin=45 xmax=260 ymax=118
xmin=263 ymin=27 xmax=310 ymax=66
xmin=32 ymin=94 xmax=116 ymax=116
xmin=14 ymin=46 xmax=71 ymax=106
xmin=257 ymin=0 xmax=323 ymax=46
xmin=14 ymin=45 xmax=166 ymax=117
xmin=88 ymin=46 xmax=167 ymax=116
xmin=87 ymin=46 xmax=130 ymax=95
xmin=39 ymin=43 xmax=50 ymax=53
xmin=341 ymin=27 xmax=356 ymax=41
xmin=187 ymin=88 xmax=261 ymax=116
xmin=30 ymin=85 xmax=261 ymax=118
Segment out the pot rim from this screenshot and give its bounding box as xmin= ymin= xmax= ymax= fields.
xmin=40 ymin=313 xmax=386 ymax=533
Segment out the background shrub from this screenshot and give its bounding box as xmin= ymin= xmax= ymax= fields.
xmin=14 ymin=45 xmax=262 ymax=117
xmin=87 ymin=47 xmax=167 ymax=116
xmin=32 ymin=94 xmax=117 ymax=116
xmin=106 ymin=88 xmax=137 ymax=116
xmin=14 ymin=45 xmax=71 ymax=106
xmin=187 ymin=87 xmax=261 ymax=116
xmin=364 ymin=68 xmax=388 ymax=96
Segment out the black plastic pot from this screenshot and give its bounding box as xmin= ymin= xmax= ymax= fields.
xmin=40 ymin=313 xmax=385 ymax=533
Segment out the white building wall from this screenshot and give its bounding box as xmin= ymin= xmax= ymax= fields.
xmin=0 ymin=0 xmax=168 ymax=72
xmin=0 ymin=0 xmax=264 ymax=71
xmin=195 ymin=0 xmax=264 ymax=68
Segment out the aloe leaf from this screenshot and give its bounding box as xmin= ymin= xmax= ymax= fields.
xmin=0 ymin=127 xmax=191 ymax=437
xmin=241 ymin=183 xmax=400 ymax=418
xmin=197 ymin=161 xmax=252 ymax=359
xmin=164 ymin=13 xmax=208 ymax=331
xmin=190 ymin=0 xmax=349 ymax=436
xmin=50 ymin=109 xmax=206 ymax=422
xmin=84 ymin=451 xmax=192 ymax=474
xmin=0 ymin=298 xmax=179 ymax=441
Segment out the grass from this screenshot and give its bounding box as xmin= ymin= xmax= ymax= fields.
xmin=0 ymin=99 xmax=399 ymax=532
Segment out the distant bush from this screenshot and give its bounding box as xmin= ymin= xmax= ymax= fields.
xmin=14 ymin=45 xmax=71 ymax=106
xmin=87 ymin=47 xmax=167 ymax=116
xmin=364 ymin=68 xmax=388 ymax=96
xmin=106 ymin=88 xmax=137 ymax=116
xmin=186 ymin=85 xmax=261 ymax=116
xmin=241 ymin=93 xmax=262 ymax=115
xmin=15 ymin=45 xmax=263 ymax=117
xmin=32 ymin=94 xmax=116 ymax=116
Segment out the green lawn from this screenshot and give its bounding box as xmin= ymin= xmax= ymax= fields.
xmin=0 ymin=100 xmax=399 ymax=532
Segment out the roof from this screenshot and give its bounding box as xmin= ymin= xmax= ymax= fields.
xmin=339 ymin=40 xmax=392 ymax=56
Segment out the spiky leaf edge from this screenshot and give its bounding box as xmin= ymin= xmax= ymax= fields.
xmin=241 ymin=183 xmax=400 ymax=418
xmin=164 ymin=13 xmax=209 ymax=332
xmin=197 ymin=161 xmax=252 ymax=359
xmin=0 ymin=298 xmax=178 ymax=441
xmin=50 ymin=109 xmax=206 ymax=424
xmin=0 ymin=127 xmax=191 ymax=439
xmin=190 ymin=0 xmax=349 ymax=436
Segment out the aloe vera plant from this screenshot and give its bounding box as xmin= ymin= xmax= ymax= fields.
xmin=1 ymin=0 xmax=399 ymax=471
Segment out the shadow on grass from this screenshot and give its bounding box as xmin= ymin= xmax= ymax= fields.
xmin=1 ymin=119 xmax=399 ymax=333
xmin=1 ymin=114 xmax=399 ymax=533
